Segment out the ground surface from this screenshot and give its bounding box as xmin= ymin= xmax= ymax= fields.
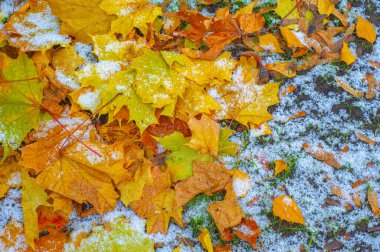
xmin=0 ymin=0 xmax=379 ymax=251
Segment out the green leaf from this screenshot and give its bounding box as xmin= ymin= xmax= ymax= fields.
xmin=100 ymin=70 xmax=158 ymax=131
xmin=130 ymin=49 xmax=188 ymax=109
xmin=66 ymin=217 xmax=154 ymax=252
xmin=156 ymin=132 xmax=212 ymax=182
xmin=0 ymin=53 xmax=45 ymax=158
xmin=218 ymin=127 xmax=239 ymax=156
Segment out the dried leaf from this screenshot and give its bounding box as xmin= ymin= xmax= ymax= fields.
xmin=233 ymin=218 xmax=261 ymax=250
xmin=188 ymin=115 xmax=220 ymax=156
xmin=355 ymin=132 xmax=376 ymax=145
xmin=335 ymin=78 xmax=363 ymax=98
xmin=303 ymin=143 xmax=341 ymax=168
xmin=174 ymin=162 xmax=231 ymax=207
xmin=367 ymin=188 xmax=380 ymax=215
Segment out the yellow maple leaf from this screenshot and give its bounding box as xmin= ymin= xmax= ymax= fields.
xmin=36 ymin=142 xmax=128 ymax=214
xmin=3 ymin=0 xmax=70 ymax=51
xmin=258 ymin=34 xmax=284 ymax=54
xmin=273 ymin=195 xmax=305 ymax=225
xmin=187 ymin=115 xmax=220 ymax=156
xmin=46 ymin=0 xmax=116 ymax=43
xmin=130 ymin=166 xmax=183 ymax=234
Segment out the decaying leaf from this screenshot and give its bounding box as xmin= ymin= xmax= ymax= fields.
xmin=335 ymin=78 xmax=363 ymax=98
xmin=207 ymin=183 xmax=244 ymax=241
xmin=303 ymin=143 xmax=341 ymax=169
xmin=174 ymin=162 xmax=231 ymax=207
xmin=355 ymin=132 xmax=376 ymax=145
xmin=367 ymin=188 xmax=380 ymax=215
xmin=233 ymin=218 xmax=261 ymax=250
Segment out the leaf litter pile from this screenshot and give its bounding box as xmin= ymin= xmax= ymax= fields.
xmin=0 ymin=0 xmax=379 ymax=251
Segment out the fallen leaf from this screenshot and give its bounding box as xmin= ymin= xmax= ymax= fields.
xmin=353 ymin=191 xmax=362 ymax=208
xmin=174 ymin=162 xmax=231 ymax=207
xmin=283 ymin=111 xmax=307 ymax=123
xmin=233 ymin=218 xmax=261 ymax=250
xmin=21 ymin=168 xmax=49 ymax=249
xmin=198 ymin=228 xmax=214 ymax=252
xmin=156 ymin=132 xmax=212 ymax=182
xmin=46 ymin=0 xmax=116 ymax=43
xmin=274 ymin=159 xmax=288 ymax=175
xmin=364 ymin=72 xmax=377 ymax=99
xmin=273 ymin=195 xmax=305 ymax=225
xmin=367 ymin=188 xmax=380 ymax=215
xmin=356 ymin=16 xmax=376 ymax=44
xmin=67 ymin=217 xmax=155 ymax=251
xmin=0 ymin=53 xmax=46 ymax=158
xmin=4 ymin=0 xmax=70 ymax=51
xmin=340 ymin=42 xmax=356 ymax=65
xmin=229 ymin=169 xmax=251 ymax=198
xmin=130 ymin=166 xmax=183 ymax=234
xmin=36 ymin=142 xmax=126 ymax=214
xmin=303 ymin=143 xmax=341 ymax=169
xmin=335 ymin=78 xmax=363 ymax=98
xmin=188 ymin=115 xmax=220 ymax=156
xmin=207 ymin=183 xmax=244 ymax=241
xmin=355 ymin=132 xmax=376 ymax=145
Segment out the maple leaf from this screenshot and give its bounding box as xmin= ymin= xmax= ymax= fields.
xmin=3 ymin=0 xmax=70 ymax=52
xmin=21 ymin=168 xmax=49 ymax=249
xmin=100 ymin=0 xmax=162 ymax=37
xmin=174 ymin=161 xmax=232 ymax=207
xmin=130 ymin=166 xmax=183 ymax=234
xmin=210 ymin=64 xmax=280 ymax=126
xmin=99 ymin=70 xmax=158 ymax=131
xmin=36 ymin=142 xmax=127 ymax=214
xmin=188 ymin=115 xmax=220 ymax=156
xmin=130 ymin=49 xmax=188 ymax=109
xmin=118 ymin=159 xmax=153 ymax=207
xmin=20 ymin=113 xmax=95 ymax=173
xmin=46 ymin=0 xmax=116 ymax=43
xmin=0 ymin=53 xmax=46 ymax=158
xmin=273 ymin=195 xmax=305 ymax=225
xmin=66 ymin=217 xmax=155 ymax=252
xmin=207 ymin=183 xmax=244 ymax=241
xmin=156 ymin=132 xmax=212 ymax=182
